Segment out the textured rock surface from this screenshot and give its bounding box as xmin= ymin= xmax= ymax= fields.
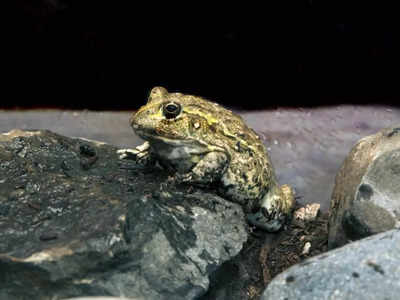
xmin=0 ymin=129 xmax=247 ymax=300
xmin=262 ymin=228 xmax=400 ymax=300
xmin=329 ymin=126 xmax=400 ymax=249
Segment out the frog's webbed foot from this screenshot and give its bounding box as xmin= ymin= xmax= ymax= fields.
xmin=247 ymin=208 xmax=285 ymax=232
xmin=173 ymin=152 xmax=228 ymax=186
xmin=160 ymin=151 xmax=228 ymax=193
xmin=174 ymin=172 xmax=193 ymax=183
xmin=247 ymin=184 xmax=295 ymax=232
xmin=160 ymin=172 xmax=190 ymax=188
xmin=159 ymin=175 xmax=176 ymax=192
xmin=117 ymin=142 xmax=152 ymax=166
xmin=159 ymin=173 xmax=197 ymax=194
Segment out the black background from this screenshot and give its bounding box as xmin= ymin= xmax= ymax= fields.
xmin=6 ymin=1 xmax=400 ymax=109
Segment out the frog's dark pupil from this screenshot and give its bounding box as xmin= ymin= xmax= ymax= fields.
xmin=163 ymin=102 xmax=181 ymax=119
xmin=166 ymin=104 xmax=178 ymax=113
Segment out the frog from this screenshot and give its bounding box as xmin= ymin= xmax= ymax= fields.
xmin=119 ymin=87 xmax=294 ymax=231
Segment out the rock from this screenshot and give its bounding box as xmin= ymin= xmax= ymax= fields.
xmin=328 ymin=126 xmax=400 ymax=249
xmin=262 ymin=228 xmax=400 ymax=300
xmin=0 ymin=129 xmax=248 ymax=300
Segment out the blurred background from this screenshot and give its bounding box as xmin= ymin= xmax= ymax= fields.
xmin=6 ymin=1 xmax=400 ymax=109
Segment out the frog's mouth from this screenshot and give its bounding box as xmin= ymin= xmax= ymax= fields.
xmin=134 ymin=124 xmax=225 ymax=156
xmin=134 ymin=126 xmax=201 ymax=147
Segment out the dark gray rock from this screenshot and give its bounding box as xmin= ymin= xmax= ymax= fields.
xmin=329 ymin=127 xmax=400 ymax=249
xmin=262 ymin=228 xmax=400 ymax=300
xmin=0 ymin=129 xmax=247 ymax=300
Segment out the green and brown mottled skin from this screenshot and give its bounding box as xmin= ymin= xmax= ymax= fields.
xmin=121 ymin=87 xmax=294 ymax=231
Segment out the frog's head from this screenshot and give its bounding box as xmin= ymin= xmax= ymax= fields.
xmin=131 ymin=87 xmax=220 ymax=146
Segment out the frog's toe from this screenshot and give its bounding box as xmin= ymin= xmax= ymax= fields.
xmin=247 ymin=211 xmax=283 ymax=232
xmin=159 ymin=181 xmax=169 ymax=192
xmin=117 ymin=148 xmax=139 ymax=160
xmin=175 ymin=172 xmax=193 ymax=183
xmin=159 ymin=176 xmax=175 ymax=191
xmin=117 ymin=148 xmax=152 ymax=167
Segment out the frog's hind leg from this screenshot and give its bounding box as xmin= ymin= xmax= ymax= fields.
xmin=247 ymin=184 xmax=294 ymax=232
xmin=175 ymin=151 xmax=228 ymax=185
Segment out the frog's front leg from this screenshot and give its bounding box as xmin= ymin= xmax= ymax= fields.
xmin=175 ymin=151 xmax=228 ymax=185
xmin=117 ymin=141 xmax=154 ymax=166
xmin=247 ymin=184 xmax=294 ymax=232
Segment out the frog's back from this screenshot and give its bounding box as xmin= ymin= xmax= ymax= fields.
xmin=203 ymin=102 xmax=276 ymax=205
xmin=170 ymin=93 xmax=277 ymax=204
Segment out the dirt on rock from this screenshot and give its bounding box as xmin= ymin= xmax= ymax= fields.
xmin=243 ymin=204 xmax=329 ymax=300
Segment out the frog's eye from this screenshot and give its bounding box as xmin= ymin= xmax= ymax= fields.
xmin=163 ymin=102 xmax=181 ymax=119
